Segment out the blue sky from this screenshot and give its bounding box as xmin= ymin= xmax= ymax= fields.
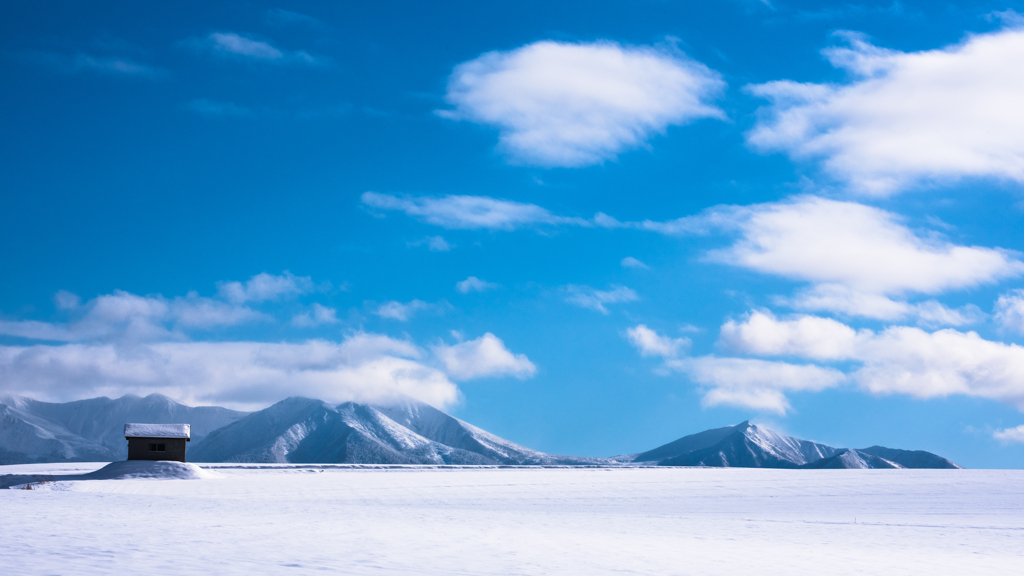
xmin=5 ymin=0 xmax=1024 ymax=467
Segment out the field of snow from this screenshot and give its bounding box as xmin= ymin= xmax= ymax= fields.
xmin=2 ymin=464 xmax=1022 ymax=575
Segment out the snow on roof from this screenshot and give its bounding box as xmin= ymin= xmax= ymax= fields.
xmin=124 ymin=423 xmax=191 ymax=439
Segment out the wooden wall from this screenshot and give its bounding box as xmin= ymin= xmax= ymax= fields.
xmin=126 ymin=437 xmax=189 ymax=462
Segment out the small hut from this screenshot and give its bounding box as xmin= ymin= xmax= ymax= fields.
xmin=125 ymin=423 xmax=191 ymax=462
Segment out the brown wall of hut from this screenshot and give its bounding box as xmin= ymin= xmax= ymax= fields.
xmin=127 ymin=437 xmax=188 ymax=462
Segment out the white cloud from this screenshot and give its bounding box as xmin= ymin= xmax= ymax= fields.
xmin=211 ymin=32 xmax=284 ymax=59
xmin=0 ymin=290 xmax=267 ymax=343
xmin=665 ymin=195 xmax=1023 ymax=322
xmin=291 ymin=303 xmax=339 ymax=328
xmin=23 ymin=51 xmax=164 ymax=78
xmin=440 ymin=40 xmax=725 ymax=167
xmin=853 ymin=327 xmax=1024 ymax=407
xmin=627 ymin=322 xmax=843 ymax=414
xmin=360 ymin=190 xmax=1015 ymax=325
xmin=597 ymin=195 xmax=1019 ymax=322
xmin=670 ymin=356 xmax=845 ymax=415
xmin=374 ymin=300 xmax=445 ymax=322
xmin=747 ymin=28 xmax=1024 ymax=194
xmin=782 ymin=284 xmax=912 ymax=321
xmin=0 ymin=273 xmax=321 ymax=343
xmin=783 ymin=284 xmax=985 ymax=326
xmin=721 ymin=310 xmax=1024 ymax=410
xmin=621 ymin=256 xmax=649 ymax=269
xmin=719 ymin=310 xmax=864 ymax=360
xmin=911 ymin=300 xmax=986 ymax=329
xmin=0 ymin=334 xmax=460 ymax=411
xmin=190 ymin=32 xmax=323 ymax=66
xmin=625 ymin=324 xmax=690 ymax=358
xmin=171 ymin=294 xmax=268 ymax=329
xmin=456 ymin=276 xmax=499 ymax=294
xmin=432 ymin=333 xmax=536 ymax=380
xmin=563 ymin=285 xmax=639 ymax=314
xmin=993 ymin=425 xmax=1024 ymax=444
xmin=705 ymin=196 xmax=1022 ymax=295
xmin=994 ymin=289 xmax=1024 ymax=333
xmin=362 ymin=192 xmax=588 ymax=230
xmin=217 ymin=272 xmax=315 ymax=304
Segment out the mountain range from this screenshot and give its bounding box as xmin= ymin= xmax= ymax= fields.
xmin=0 ymin=394 xmax=960 ymax=468
xmin=0 ymin=394 xmax=245 ymax=464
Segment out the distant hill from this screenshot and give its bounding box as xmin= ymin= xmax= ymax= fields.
xmin=631 ymin=421 xmax=961 ymax=469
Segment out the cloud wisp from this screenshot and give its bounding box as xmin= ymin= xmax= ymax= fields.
xmin=373 ymin=299 xmax=449 ymax=322
xmin=291 ymin=303 xmax=340 ymax=328
xmin=621 ymin=256 xmax=650 ymax=269
xmin=362 ymin=192 xmax=589 ymax=231
xmin=186 ymin=32 xmax=325 ymax=66
xmin=563 ymin=285 xmax=639 ymax=314
xmin=625 ymin=324 xmax=690 ymax=358
xmin=456 ymin=277 xmax=499 ymax=294
xmin=440 ymin=40 xmax=725 ymax=167
xmin=748 ymin=28 xmax=1024 ymax=194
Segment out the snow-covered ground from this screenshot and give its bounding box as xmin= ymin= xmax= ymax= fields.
xmin=2 ymin=464 xmax=1021 ymax=575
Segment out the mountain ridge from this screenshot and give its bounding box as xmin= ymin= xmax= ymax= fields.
xmin=0 ymin=394 xmax=961 ymax=468
xmin=634 ymin=422 xmax=961 ymax=469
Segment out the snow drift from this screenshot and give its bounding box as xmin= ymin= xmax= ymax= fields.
xmin=1 ymin=460 xmax=216 ymax=489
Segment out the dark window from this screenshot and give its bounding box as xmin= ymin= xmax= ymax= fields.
xmin=148 ymin=443 xmax=166 ymax=452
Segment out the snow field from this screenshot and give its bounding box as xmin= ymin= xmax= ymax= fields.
xmin=1 ymin=465 xmax=1022 ymax=575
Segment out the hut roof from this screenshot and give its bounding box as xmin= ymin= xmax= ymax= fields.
xmin=124 ymin=423 xmax=191 ymax=439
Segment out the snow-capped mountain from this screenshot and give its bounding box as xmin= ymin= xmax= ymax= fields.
xmin=632 ymin=421 xmax=960 ymax=469
xmin=0 ymin=394 xmax=247 ymax=464
xmin=189 ymin=397 xmax=605 ymax=465
xmin=0 ymin=402 xmax=114 ymax=464
xmin=0 ymin=394 xmax=962 ymax=468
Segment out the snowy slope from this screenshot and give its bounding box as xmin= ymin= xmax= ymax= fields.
xmin=799 ymin=449 xmax=901 ymax=469
xmin=857 ymin=446 xmax=962 ymax=469
xmin=0 ymin=394 xmax=247 ymax=463
xmin=0 ymin=403 xmax=115 ymax=464
xmin=376 ymin=400 xmax=607 ymax=465
xmin=630 ymin=423 xmax=738 ymax=462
